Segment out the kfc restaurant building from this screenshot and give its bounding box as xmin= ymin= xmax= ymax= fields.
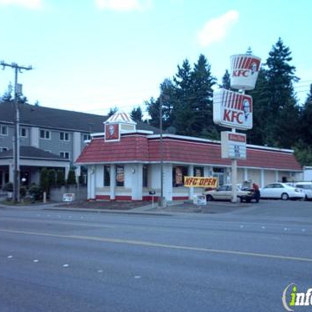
xmin=75 ymin=111 xmax=303 ymax=202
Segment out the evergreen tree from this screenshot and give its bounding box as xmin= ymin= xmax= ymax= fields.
xmin=0 ymin=83 xmax=13 ymax=102
xmin=299 ymin=84 xmax=312 ymax=145
xmin=48 ymin=169 xmax=56 ymax=188
xmin=145 ymin=78 xmax=177 ymax=131
xmin=172 ymin=55 xmax=216 ymax=138
xmin=40 ymin=168 xmax=50 ymax=195
xmin=263 ymin=38 xmax=300 ymax=147
xmin=56 ymin=170 xmax=66 ymax=187
xmin=246 ymin=68 xmax=271 ymax=145
xmin=190 ymin=54 xmax=216 ymax=138
xmin=172 ymin=59 xmax=194 ymax=135
xmin=130 ymin=106 xmax=143 ymax=122
xmin=145 ymin=97 xmax=160 ymax=128
xmin=67 ymin=169 xmax=77 ymax=185
xmin=220 ymin=70 xmax=231 ymax=89
xmin=294 ymin=84 xmax=312 ymax=165
xmin=107 ymin=107 xmax=118 ymax=117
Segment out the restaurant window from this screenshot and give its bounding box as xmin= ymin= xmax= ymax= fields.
xmin=193 ymin=167 xmax=204 ymax=177
xmin=172 ymin=166 xmax=187 ymax=187
xmin=143 ymin=165 xmax=148 ymax=187
xmin=104 ymin=165 xmax=110 ymax=186
xmin=116 ymin=165 xmax=124 ymax=187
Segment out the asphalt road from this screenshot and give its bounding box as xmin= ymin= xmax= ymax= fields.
xmin=0 ymin=201 xmax=312 ymax=312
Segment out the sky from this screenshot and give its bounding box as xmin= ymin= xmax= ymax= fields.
xmin=0 ymin=0 xmax=311 ymax=117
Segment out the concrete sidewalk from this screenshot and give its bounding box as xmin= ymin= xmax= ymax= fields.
xmin=0 ymin=199 xmax=253 ymax=216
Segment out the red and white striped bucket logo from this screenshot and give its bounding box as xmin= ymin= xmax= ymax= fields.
xmin=213 ymin=89 xmax=253 ymax=130
xmin=230 ymin=54 xmax=261 ymax=90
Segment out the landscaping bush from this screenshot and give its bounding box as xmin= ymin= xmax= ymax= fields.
xmin=3 ymin=182 xmax=13 ymax=192
xmin=19 ymin=186 xmax=27 ymax=198
xmin=28 ymin=184 xmax=43 ymax=200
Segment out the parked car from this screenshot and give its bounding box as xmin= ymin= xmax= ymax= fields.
xmin=260 ymin=183 xmax=305 ymax=200
xmin=294 ymin=182 xmax=312 ymax=201
xmin=203 ymin=184 xmax=254 ymax=202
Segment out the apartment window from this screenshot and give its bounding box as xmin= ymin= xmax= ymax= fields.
xmin=104 ymin=165 xmax=110 ymax=186
xmin=0 ymin=147 xmax=8 ymax=152
xmin=60 ymin=132 xmax=70 ymax=141
xmin=20 ymin=127 xmax=27 ymax=137
xmin=60 ymin=151 xmax=70 ymax=159
xmin=83 ymin=134 xmax=91 ymax=141
xmin=40 ymin=129 xmax=50 ymax=139
xmin=1 ymin=126 xmax=8 ymax=136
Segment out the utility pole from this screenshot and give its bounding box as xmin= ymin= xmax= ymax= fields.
xmin=159 ymin=95 xmax=164 ymax=207
xmin=1 ymin=61 xmax=33 ymax=203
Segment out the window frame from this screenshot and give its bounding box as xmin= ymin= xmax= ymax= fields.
xmin=0 ymin=126 xmax=8 ymax=136
xmin=60 ymin=151 xmax=70 ymax=159
xmin=40 ymin=129 xmax=51 ymax=140
xmin=60 ymin=132 xmax=70 ymax=141
xmin=20 ymin=127 xmax=27 ymax=138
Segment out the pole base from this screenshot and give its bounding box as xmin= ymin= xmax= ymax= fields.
xmin=158 ymin=197 xmax=167 ymax=208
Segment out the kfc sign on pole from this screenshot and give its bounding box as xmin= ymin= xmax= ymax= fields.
xmin=213 ymin=89 xmax=253 ymax=130
xmin=230 ymin=54 xmax=261 ymax=90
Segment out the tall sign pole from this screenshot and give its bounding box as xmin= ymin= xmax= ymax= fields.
xmin=1 ymin=61 xmax=33 ymax=203
xmin=213 ymin=53 xmax=261 ymax=202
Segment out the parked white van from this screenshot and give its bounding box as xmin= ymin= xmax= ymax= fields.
xmin=294 ymin=182 xmax=312 ymax=200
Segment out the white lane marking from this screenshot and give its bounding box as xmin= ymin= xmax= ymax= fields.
xmin=1 ymin=229 xmax=312 ymax=263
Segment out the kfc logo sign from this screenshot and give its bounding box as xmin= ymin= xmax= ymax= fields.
xmin=230 ymin=54 xmax=261 ymax=90
xmin=213 ymin=89 xmax=253 ymax=130
xmin=233 ymin=69 xmax=250 ymax=77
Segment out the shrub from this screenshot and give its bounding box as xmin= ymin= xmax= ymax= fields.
xmin=3 ymin=182 xmax=13 ymax=192
xmin=56 ymin=170 xmax=65 ymax=187
xmin=19 ymin=186 xmax=27 ymax=198
xmin=67 ymin=169 xmax=77 ymax=185
xmin=28 ymin=184 xmax=43 ymax=200
xmin=40 ymin=168 xmax=50 ymax=194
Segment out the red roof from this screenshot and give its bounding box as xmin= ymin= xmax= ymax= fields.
xmin=76 ymin=133 xmax=301 ymax=171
